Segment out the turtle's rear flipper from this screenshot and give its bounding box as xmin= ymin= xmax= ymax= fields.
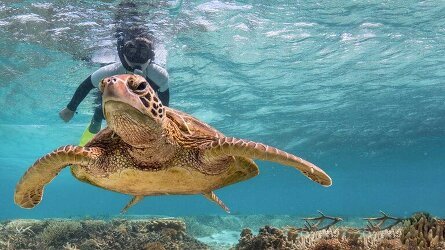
xmin=203 ymin=191 xmax=230 ymax=213
xmin=121 ymin=195 xmax=144 ymax=213
xmin=14 ymin=145 xmax=103 ymax=209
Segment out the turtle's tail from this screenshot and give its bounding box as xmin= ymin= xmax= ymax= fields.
xmin=203 ymin=137 xmax=332 ymax=187
xmin=14 ymin=145 xmax=102 ymax=209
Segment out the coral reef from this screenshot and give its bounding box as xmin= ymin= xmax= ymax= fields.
xmin=0 ymin=218 xmax=208 ymax=250
xmin=302 ymin=211 xmax=343 ymax=232
xmin=235 ymin=226 xmax=291 ymax=249
xmin=234 ymin=226 xmax=404 ymax=250
xmin=231 ymin=212 xmax=445 ymax=250
xmin=362 ymin=211 xmax=403 ymax=232
xmin=2 ymin=213 xmax=445 ymax=249
xmin=401 ymin=212 xmax=445 ymax=249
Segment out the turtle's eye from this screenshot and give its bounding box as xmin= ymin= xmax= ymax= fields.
xmin=128 ymin=80 xmax=148 ymax=95
xmin=127 ymin=76 xmax=144 ymax=90
xmin=133 ymin=82 xmax=147 ymax=95
xmin=136 ymin=82 xmax=147 ymax=91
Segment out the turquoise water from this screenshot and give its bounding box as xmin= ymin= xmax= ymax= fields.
xmin=0 ymin=1 xmax=444 ymax=220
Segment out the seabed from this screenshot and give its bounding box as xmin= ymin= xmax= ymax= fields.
xmin=1 ymin=212 xmax=444 ymax=249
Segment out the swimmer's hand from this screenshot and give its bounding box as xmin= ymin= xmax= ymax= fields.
xmin=59 ymin=107 xmax=75 ymax=122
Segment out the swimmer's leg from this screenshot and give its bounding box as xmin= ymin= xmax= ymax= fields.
xmin=80 ymin=93 xmax=104 ymax=146
xmin=88 ymin=104 xmax=103 ymax=133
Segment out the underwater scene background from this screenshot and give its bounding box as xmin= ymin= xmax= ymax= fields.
xmin=0 ymin=0 xmax=444 ymax=249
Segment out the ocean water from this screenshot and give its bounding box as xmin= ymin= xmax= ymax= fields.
xmin=0 ymin=0 xmax=444 ymax=224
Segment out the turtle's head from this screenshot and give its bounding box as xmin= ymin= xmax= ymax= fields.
xmin=100 ymin=74 xmax=165 ymax=147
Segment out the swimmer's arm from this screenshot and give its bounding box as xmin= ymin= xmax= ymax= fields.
xmin=65 ymin=63 xmax=124 ymax=112
xmin=146 ymin=63 xmax=169 ymax=92
xmin=66 ymin=75 xmax=94 ymax=111
xmin=158 ymin=88 xmax=169 ymax=107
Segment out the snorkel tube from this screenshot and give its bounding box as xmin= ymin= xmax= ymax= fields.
xmin=117 ymin=32 xmax=134 ymax=72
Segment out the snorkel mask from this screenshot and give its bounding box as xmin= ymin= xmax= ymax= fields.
xmin=117 ymin=32 xmax=155 ymax=72
xmin=123 ymin=38 xmax=154 ymax=64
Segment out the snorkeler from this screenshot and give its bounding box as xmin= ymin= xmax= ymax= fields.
xmin=59 ymin=28 xmax=169 ymax=146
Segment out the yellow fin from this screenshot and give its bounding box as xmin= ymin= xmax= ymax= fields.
xmin=79 ymin=126 xmax=96 ymax=146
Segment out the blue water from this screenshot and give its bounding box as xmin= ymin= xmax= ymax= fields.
xmin=0 ymin=1 xmax=444 ymax=220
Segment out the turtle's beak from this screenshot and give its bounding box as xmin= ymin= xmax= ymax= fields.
xmin=100 ymin=75 xmax=120 ymax=93
xmin=102 ymin=76 xmax=125 ymax=99
xmin=101 ymin=74 xmax=162 ymax=122
xmin=101 ymin=75 xmax=138 ymax=121
xmin=101 ymin=75 xmax=145 ymax=111
xmin=99 ymin=74 xmax=164 ymax=147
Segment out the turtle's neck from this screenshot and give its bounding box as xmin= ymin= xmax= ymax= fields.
xmin=127 ymin=135 xmax=177 ymax=166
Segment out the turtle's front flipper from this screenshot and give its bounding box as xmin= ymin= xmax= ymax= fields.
xmin=203 ymin=137 xmax=332 ymax=187
xmin=203 ymin=191 xmax=230 ymax=213
xmin=14 ymin=145 xmax=103 ymax=209
xmin=121 ymin=195 xmax=144 ymax=213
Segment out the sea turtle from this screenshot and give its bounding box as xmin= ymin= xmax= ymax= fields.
xmin=15 ymin=74 xmax=332 ymax=213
